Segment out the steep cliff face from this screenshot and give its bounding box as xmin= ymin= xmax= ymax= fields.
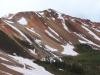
xmin=0 ymin=9 xmax=100 ymax=75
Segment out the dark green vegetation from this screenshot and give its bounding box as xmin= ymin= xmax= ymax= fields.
xmin=35 ymin=44 xmax=100 ymax=75
xmin=0 ymin=30 xmax=100 ymax=75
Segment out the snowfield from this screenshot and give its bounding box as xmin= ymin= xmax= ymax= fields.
xmin=3 ymin=55 xmax=54 ymax=75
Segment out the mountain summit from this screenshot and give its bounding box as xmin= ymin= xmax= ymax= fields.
xmin=0 ymin=9 xmax=100 ymax=75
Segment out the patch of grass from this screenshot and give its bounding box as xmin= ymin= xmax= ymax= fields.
xmin=35 ymin=44 xmax=100 ymax=75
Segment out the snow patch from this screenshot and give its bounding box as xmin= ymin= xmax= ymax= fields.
xmin=48 ymin=27 xmax=59 ymax=36
xmin=2 ymin=19 xmax=32 ymax=44
xmin=29 ymin=49 xmax=37 ymax=55
xmin=59 ymin=68 xmax=64 ymax=71
xmin=39 ymin=12 xmax=44 ymax=15
xmin=5 ymin=20 xmax=14 ymax=23
xmin=51 ymin=17 xmax=55 ymax=20
xmin=79 ymin=40 xmax=87 ymax=43
xmin=61 ymin=44 xmax=78 ymax=56
xmin=82 ymin=25 xmax=100 ymax=41
xmin=26 ymin=27 xmax=40 ymax=37
xmin=58 ymin=13 xmax=64 ymax=20
xmin=74 ymin=32 xmax=100 ymax=48
xmin=45 ymin=30 xmax=59 ymax=41
xmin=71 ymin=19 xmax=75 ymax=22
xmin=45 ymin=45 xmax=57 ymax=51
xmin=18 ymin=17 xmax=27 ymax=25
xmin=7 ymin=14 xmax=16 ymax=19
xmin=57 ymin=12 xmax=70 ymax=32
xmin=7 ymin=55 xmax=53 ymax=75
xmin=62 ymin=21 xmax=70 ymax=32
xmin=0 ymin=57 xmax=9 ymax=62
xmin=35 ymin=39 xmax=41 ymax=43
xmin=93 ymin=28 xmax=100 ymax=32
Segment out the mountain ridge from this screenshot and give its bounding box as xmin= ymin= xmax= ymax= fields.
xmin=0 ymin=9 xmax=100 ymax=75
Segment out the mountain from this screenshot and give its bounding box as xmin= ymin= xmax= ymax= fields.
xmin=0 ymin=9 xmax=100 ymax=75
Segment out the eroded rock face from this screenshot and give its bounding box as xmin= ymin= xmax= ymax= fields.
xmin=0 ymin=9 xmax=100 ymax=75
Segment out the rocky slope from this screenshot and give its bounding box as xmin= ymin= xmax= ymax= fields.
xmin=0 ymin=9 xmax=100 ymax=75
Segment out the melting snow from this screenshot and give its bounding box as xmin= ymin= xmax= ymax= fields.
xmin=59 ymin=68 xmax=64 ymax=71
xmin=7 ymin=14 xmax=16 ymax=19
xmin=79 ymin=40 xmax=87 ymax=43
xmin=45 ymin=30 xmax=59 ymax=41
xmin=35 ymin=39 xmax=41 ymax=43
xmin=5 ymin=55 xmax=53 ymax=75
xmin=18 ymin=17 xmax=27 ymax=25
xmin=71 ymin=19 xmax=75 ymax=22
xmin=2 ymin=19 xmax=32 ymax=44
xmin=74 ymin=32 xmax=100 ymax=48
xmin=26 ymin=27 xmax=41 ymax=37
xmin=29 ymin=49 xmax=37 ymax=55
xmin=39 ymin=12 xmax=44 ymax=15
xmin=58 ymin=12 xmax=64 ymax=20
xmin=61 ymin=44 xmax=78 ymax=56
xmin=62 ymin=21 xmax=70 ymax=32
xmin=0 ymin=57 xmax=9 ymax=62
xmin=5 ymin=20 xmax=14 ymax=23
xmin=45 ymin=45 xmax=57 ymax=51
xmin=93 ymin=28 xmax=100 ymax=32
xmin=82 ymin=25 xmax=100 ymax=41
xmin=51 ymin=17 xmax=55 ymax=20
xmin=48 ymin=27 xmax=59 ymax=36
xmin=47 ymin=9 xmax=52 ymax=12
xmin=36 ymin=12 xmax=42 ymax=17
xmin=57 ymin=12 xmax=70 ymax=32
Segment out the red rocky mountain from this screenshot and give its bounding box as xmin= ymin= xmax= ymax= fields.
xmin=0 ymin=9 xmax=100 ymax=75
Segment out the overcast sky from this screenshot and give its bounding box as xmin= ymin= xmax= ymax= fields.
xmin=0 ymin=0 xmax=100 ymax=22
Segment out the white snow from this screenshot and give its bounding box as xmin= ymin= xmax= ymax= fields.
xmin=93 ymin=28 xmax=100 ymax=32
xmin=5 ymin=55 xmax=53 ymax=75
xmin=82 ymin=25 xmax=100 ymax=41
xmin=74 ymin=32 xmax=100 ymax=48
xmin=2 ymin=19 xmax=32 ymax=44
xmin=35 ymin=12 xmax=42 ymax=17
xmin=58 ymin=12 xmax=64 ymax=20
xmin=0 ymin=57 xmax=9 ymax=61
xmin=26 ymin=27 xmax=41 ymax=37
xmin=71 ymin=18 xmax=75 ymax=22
xmin=39 ymin=12 xmax=44 ymax=15
xmin=61 ymin=43 xmax=78 ymax=56
xmin=79 ymin=40 xmax=87 ymax=43
xmin=45 ymin=45 xmax=57 ymax=51
xmin=45 ymin=30 xmax=59 ymax=41
xmin=51 ymin=17 xmax=55 ymax=20
xmin=59 ymin=68 xmax=64 ymax=71
xmin=57 ymin=12 xmax=70 ymax=32
xmin=48 ymin=27 xmax=59 ymax=36
xmin=40 ymin=58 xmax=46 ymax=61
xmin=95 ymin=29 xmax=100 ymax=32
xmin=83 ymin=23 xmax=89 ymax=27
xmin=47 ymin=9 xmax=52 ymax=12
xmin=29 ymin=49 xmax=37 ymax=55
xmin=18 ymin=17 xmax=28 ymax=25
xmin=5 ymin=20 xmax=14 ymax=23
xmin=7 ymin=14 xmax=16 ymax=19
xmin=62 ymin=21 xmax=70 ymax=32
xmin=35 ymin=39 xmax=41 ymax=43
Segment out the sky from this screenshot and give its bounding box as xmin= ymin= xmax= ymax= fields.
xmin=0 ymin=0 xmax=100 ymax=22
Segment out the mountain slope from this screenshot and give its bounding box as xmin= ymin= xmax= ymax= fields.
xmin=0 ymin=9 xmax=100 ymax=75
